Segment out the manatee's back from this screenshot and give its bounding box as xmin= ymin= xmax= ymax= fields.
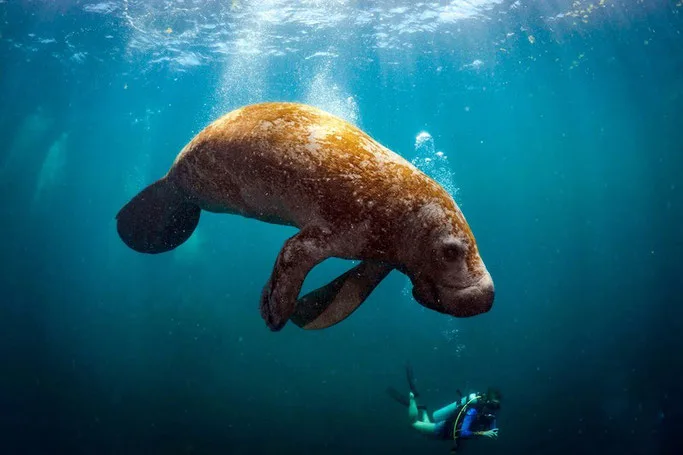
xmin=169 ymin=102 xmax=449 ymax=229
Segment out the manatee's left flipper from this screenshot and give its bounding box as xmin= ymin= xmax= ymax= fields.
xmin=260 ymin=226 xmax=335 ymax=331
xmin=290 ymin=261 xmax=393 ymax=330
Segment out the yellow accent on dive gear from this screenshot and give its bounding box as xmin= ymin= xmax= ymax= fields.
xmin=452 ymin=394 xmax=482 ymax=440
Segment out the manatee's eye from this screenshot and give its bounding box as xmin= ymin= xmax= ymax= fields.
xmin=442 ymin=240 xmax=465 ymax=262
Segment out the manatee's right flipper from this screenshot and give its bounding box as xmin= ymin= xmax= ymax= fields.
xmin=290 ymin=261 xmax=393 ymax=330
xmin=116 ymin=177 xmax=200 ymax=254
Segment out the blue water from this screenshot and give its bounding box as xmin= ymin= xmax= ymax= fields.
xmin=1 ymin=1 xmax=682 ymax=454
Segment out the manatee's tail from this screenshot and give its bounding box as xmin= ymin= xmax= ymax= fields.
xmin=116 ymin=177 xmax=200 ymax=254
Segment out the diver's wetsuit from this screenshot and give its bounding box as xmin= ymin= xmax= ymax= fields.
xmin=388 ymin=366 xmax=499 ymax=452
xmin=435 ymin=405 xmax=497 ymax=440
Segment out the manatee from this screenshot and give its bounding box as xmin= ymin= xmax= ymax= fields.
xmin=116 ymin=102 xmax=494 ymax=331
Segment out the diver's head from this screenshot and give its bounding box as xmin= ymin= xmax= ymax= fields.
xmin=483 ymin=387 xmax=502 ymax=410
xmin=403 ymin=202 xmax=494 ymax=318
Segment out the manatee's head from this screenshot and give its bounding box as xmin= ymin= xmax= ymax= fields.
xmin=401 ymin=202 xmax=494 ymax=318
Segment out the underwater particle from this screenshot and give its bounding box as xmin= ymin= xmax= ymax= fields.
xmin=528 ymin=35 xmax=535 ymax=44
xmin=644 ymin=40 xmax=649 ymax=45
xmin=123 ymin=83 xmax=128 ymax=90
xmin=462 ymin=59 xmax=484 ymax=71
xmin=304 ymin=63 xmax=359 ymax=125
xmin=407 ymin=130 xmax=458 ymax=209
xmin=165 ymin=27 xmax=172 ymax=34
xmin=464 ymin=106 xmax=470 ymax=112
xmin=415 ymin=131 xmax=433 ymax=151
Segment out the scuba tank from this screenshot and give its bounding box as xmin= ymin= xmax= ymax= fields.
xmin=433 ymin=393 xmax=480 ymax=422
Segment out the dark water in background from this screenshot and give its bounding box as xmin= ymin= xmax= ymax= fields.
xmin=1 ymin=1 xmax=682 ymax=454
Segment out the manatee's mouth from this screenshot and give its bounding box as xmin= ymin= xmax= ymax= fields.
xmin=412 ymin=275 xmax=494 ymax=317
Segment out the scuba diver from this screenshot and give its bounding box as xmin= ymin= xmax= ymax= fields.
xmin=387 ymin=365 xmax=501 ymax=453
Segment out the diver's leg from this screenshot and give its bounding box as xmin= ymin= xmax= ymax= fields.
xmin=409 ymin=392 xmax=437 ymax=435
xmin=408 ymin=392 xmax=419 ymax=422
xmin=412 ymin=420 xmax=437 ymax=435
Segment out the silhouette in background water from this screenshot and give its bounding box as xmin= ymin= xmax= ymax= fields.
xmin=388 ymin=365 xmax=500 ymax=453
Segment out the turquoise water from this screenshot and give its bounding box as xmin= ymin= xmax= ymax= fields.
xmin=1 ymin=1 xmax=682 ymax=454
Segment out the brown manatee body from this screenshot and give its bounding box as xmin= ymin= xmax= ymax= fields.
xmin=116 ymin=102 xmax=494 ymax=331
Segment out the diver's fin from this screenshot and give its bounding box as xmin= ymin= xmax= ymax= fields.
xmin=386 ymin=387 xmax=428 ymax=410
xmin=406 ymin=363 xmax=420 ymax=398
xmin=386 ymin=387 xmax=410 ymax=407
xmin=291 ymin=261 xmax=392 ymax=330
xmin=116 ymin=177 xmax=200 ymax=254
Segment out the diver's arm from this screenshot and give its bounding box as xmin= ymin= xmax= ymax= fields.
xmin=458 ymin=408 xmax=477 ymax=438
xmin=473 ymin=416 xmax=499 ymax=438
xmin=474 ymin=428 xmax=499 ymax=439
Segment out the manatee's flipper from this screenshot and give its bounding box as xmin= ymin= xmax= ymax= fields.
xmin=291 ymin=261 xmax=393 ymax=330
xmin=260 ymin=226 xmax=335 ymax=331
xmin=116 ymin=178 xmax=200 ymax=254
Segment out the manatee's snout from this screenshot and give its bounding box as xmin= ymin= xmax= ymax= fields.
xmin=413 ymin=273 xmax=495 ymax=318
xmin=445 ymin=273 xmax=495 ymax=317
